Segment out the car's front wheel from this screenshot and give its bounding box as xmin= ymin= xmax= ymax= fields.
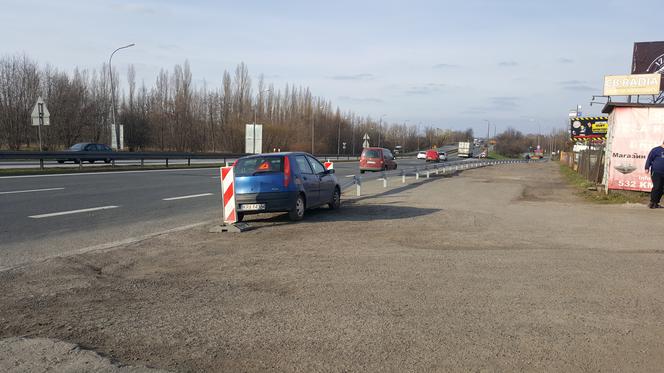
xmin=289 ymin=194 xmax=305 ymax=221
xmin=329 ymin=188 xmax=340 ymax=210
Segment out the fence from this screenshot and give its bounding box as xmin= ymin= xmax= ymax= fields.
xmin=341 ymin=159 xmax=532 ymax=195
xmin=0 ymin=151 xmax=361 ymax=170
xmin=560 ymin=148 xmax=605 ymax=184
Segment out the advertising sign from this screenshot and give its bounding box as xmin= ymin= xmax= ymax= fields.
xmin=632 ymin=41 xmax=664 ymax=74
xmin=606 ymin=107 xmax=664 ymax=192
xmin=245 ymin=124 xmax=263 ymax=154
xmin=603 ymin=74 xmax=661 ymax=96
xmin=570 ymin=117 xmax=608 ymax=141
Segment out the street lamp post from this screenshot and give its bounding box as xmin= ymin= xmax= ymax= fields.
xmin=109 ymin=43 xmax=135 ymax=150
xmin=253 ymin=89 xmax=271 ymax=153
xmin=337 ymin=118 xmax=341 ymax=156
xmin=378 ymin=114 xmax=386 ymax=147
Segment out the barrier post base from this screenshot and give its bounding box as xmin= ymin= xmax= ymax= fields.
xmin=209 ymin=222 xmax=251 ymax=233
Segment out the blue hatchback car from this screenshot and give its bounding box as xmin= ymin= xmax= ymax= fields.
xmin=233 ymin=152 xmax=341 ymax=221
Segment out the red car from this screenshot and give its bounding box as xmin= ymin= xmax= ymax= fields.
xmin=425 ymin=149 xmax=440 ymax=162
xmin=359 ymin=147 xmax=398 ymax=173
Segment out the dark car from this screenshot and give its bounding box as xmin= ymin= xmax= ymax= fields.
xmin=57 ymin=143 xmax=114 ymax=164
xmin=233 ymin=152 xmax=341 ymax=222
xmin=359 ymin=147 xmax=397 ymax=173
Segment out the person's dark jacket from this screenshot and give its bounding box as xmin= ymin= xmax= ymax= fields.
xmin=645 ymin=146 xmax=664 ymax=174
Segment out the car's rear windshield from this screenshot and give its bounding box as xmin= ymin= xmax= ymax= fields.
xmin=234 ymin=156 xmax=284 ymax=176
xmin=362 ymin=149 xmax=381 ymax=158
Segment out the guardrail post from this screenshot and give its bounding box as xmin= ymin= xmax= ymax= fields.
xmin=166 ymin=158 xmax=169 ymax=168
xmin=354 ymin=175 xmax=362 ymax=196
xmin=187 ymin=157 xmax=191 ymax=167
xmin=401 ymin=170 xmax=406 ymax=184
xmin=426 ymin=170 xmax=430 ymax=179
xmin=39 ymin=158 xmax=44 ymax=170
xmin=141 ymin=158 xmax=144 ymax=167
xmin=78 ymin=159 xmax=82 ymax=170
xmin=415 ymin=170 xmax=420 ymax=180
xmin=112 ymin=159 xmax=116 ymax=168
xmin=381 ymin=171 xmax=388 ymax=188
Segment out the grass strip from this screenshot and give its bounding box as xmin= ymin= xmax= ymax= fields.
xmin=558 ymin=163 xmax=649 ymax=204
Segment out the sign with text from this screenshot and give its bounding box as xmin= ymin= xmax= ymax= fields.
xmin=632 ymin=41 xmax=664 ymax=74
xmin=603 ymin=74 xmax=661 ymax=96
xmin=570 ymin=117 xmax=608 ymax=142
xmin=606 ymin=107 xmax=664 ymax=192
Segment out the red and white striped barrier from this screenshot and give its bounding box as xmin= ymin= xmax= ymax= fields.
xmin=220 ymin=166 xmax=237 ymax=224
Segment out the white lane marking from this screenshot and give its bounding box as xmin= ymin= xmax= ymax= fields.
xmin=162 ymin=193 xmax=213 ymax=201
xmin=29 ymin=205 xmax=119 ymax=219
xmin=0 ymin=167 xmax=219 ymax=180
xmin=345 ymin=175 xmax=355 ymax=178
xmin=0 ymin=187 xmax=64 ymax=195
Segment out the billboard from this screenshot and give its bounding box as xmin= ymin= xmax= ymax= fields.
xmin=632 ymin=41 xmax=664 ymax=74
xmin=570 ymin=117 xmax=608 ymax=142
xmin=603 ymin=74 xmax=661 ymax=96
xmin=245 ymin=124 xmax=263 ymax=154
xmin=605 ymin=107 xmax=664 ymax=192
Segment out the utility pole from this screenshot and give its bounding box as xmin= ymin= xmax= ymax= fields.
xmin=378 ymin=114 xmax=386 ymax=147
xmin=109 ymin=43 xmax=135 ymax=150
xmin=253 ymin=89 xmax=271 ymax=154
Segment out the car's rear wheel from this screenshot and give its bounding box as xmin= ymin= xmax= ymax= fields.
xmin=360 ymin=170 xmax=365 ymax=174
xmin=329 ymin=188 xmax=341 ymax=210
xmin=289 ymin=194 xmax=305 ymax=221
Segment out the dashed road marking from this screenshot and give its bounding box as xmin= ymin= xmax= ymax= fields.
xmin=163 ymin=193 xmax=213 ymax=201
xmin=29 ymin=205 xmax=119 ymax=219
xmin=0 ymin=187 xmax=64 ymax=195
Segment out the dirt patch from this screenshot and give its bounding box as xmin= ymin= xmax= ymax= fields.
xmin=2 ymin=162 xmax=664 ymax=372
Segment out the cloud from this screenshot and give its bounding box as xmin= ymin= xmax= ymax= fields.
xmin=432 ymin=63 xmax=459 ymax=69
xmin=464 ymin=96 xmax=520 ymax=114
xmin=559 ymin=80 xmax=596 ymax=91
xmin=498 ymin=61 xmax=518 ymax=67
xmin=405 ymin=83 xmax=447 ymax=95
xmin=558 ymin=57 xmax=574 ymax=64
xmin=338 ymin=96 xmax=384 ymax=103
xmin=111 ymin=3 xmax=156 ymax=14
xmin=330 ymin=73 xmax=374 ymax=81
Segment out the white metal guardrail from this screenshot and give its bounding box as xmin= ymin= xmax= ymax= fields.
xmin=341 ymin=159 xmax=534 ymax=195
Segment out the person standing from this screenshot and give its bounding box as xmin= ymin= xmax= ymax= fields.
xmin=645 ymin=140 xmax=664 ymax=209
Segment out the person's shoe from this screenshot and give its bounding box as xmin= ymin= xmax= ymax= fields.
xmin=649 ymin=203 xmax=663 ymax=209
xmin=648 ymin=202 xmax=655 ymax=208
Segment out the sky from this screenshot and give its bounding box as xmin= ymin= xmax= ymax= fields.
xmin=0 ymin=0 xmax=659 ymax=135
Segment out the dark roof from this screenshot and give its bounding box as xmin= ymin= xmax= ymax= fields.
xmin=602 ymin=102 xmax=664 ymax=114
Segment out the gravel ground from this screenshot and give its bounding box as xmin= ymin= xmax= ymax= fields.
xmin=2 ymin=161 xmax=664 ymax=372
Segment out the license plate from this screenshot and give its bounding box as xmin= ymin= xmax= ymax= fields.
xmin=367 ymin=161 xmax=376 ymax=164
xmin=240 ymin=203 xmax=265 ymax=211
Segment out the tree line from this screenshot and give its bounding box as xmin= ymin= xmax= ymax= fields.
xmin=0 ymin=54 xmax=480 ymax=154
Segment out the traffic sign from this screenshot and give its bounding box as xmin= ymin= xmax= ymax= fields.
xmin=362 ymin=133 xmax=370 ymax=148
xmin=31 ymin=96 xmax=50 ymax=126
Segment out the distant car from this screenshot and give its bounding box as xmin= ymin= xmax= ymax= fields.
xmin=438 ymin=151 xmax=448 ymax=161
xmin=359 ymin=147 xmax=398 ymax=173
xmin=57 ymin=143 xmax=114 ymax=164
xmin=233 ymin=152 xmax=340 ymax=222
xmin=425 ymin=149 xmax=440 ymax=162
xmin=417 ymin=151 xmax=427 ymax=160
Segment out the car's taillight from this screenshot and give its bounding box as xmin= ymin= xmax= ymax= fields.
xmin=283 ymin=156 xmax=291 ymax=187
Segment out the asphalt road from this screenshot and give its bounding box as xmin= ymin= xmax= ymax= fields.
xmin=0 ymin=151 xmax=467 ymax=269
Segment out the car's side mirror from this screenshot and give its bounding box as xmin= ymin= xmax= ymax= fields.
xmin=325 ymin=169 xmax=335 ymax=174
